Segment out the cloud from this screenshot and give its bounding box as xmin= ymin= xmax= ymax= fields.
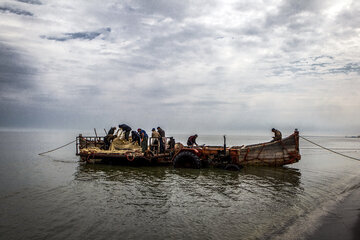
xmin=265 ymin=0 xmax=332 ymax=27
xmin=0 ymin=6 xmax=33 ymax=16
xmin=269 ymin=56 xmax=360 ymax=77
xmin=41 ymin=27 xmax=111 ymax=41
xmin=336 ymin=1 xmax=360 ymax=29
xmin=0 ymin=43 xmax=36 ymax=93
xmin=123 ymin=0 xmax=191 ymax=20
xmin=0 ymin=0 xmax=359 ymax=133
xmin=16 ymin=0 xmax=42 ymax=5
xmin=329 ymin=63 xmax=360 ymax=75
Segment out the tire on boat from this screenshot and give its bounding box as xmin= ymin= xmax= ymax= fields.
xmin=225 ymin=164 xmax=241 ymax=171
xmin=173 ymin=151 xmax=201 ymax=169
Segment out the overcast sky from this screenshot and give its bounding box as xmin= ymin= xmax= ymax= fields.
xmin=0 ymin=0 xmax=359 ymax=135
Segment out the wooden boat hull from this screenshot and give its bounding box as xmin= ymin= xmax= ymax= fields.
xmin=229 ymin=131 xmax=300 ymax=167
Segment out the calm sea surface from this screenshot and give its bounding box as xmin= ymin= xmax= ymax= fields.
xmin=1 ymin=130 xmax=360 ymax=240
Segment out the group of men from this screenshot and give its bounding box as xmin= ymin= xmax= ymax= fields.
xmin=104 ymin=124 xmax=167 ymax=152
xmin=150 ymin=127 xmax=167 ymax=153
xmin=104 ymin=125 xmax=282 ymax=151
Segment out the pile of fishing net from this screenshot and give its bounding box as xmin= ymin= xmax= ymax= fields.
xmin=80 ymin=136 xmax=141 ymax=154
xmin=109 ymin=137 xmax=142 ymax=152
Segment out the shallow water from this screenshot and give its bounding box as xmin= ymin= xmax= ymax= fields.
xmin=1 ymin=131 xmax=360 ymax=239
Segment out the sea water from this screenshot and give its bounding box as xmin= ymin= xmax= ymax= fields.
xmin=0 ymin=130 xmax=360 ymax=240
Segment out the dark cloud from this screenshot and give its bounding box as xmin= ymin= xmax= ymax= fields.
xmin=70 ymin=86 xmax=101 ymax=96
xmin=313 ymin=55 xmax=333 ymax=61
xmin=271 ymin=65 xmax=306 ymax=76
xmin=310 ymin=63 xmax=330 ymax=68
xmin=41 ymin=28 xmax=111 ymax=41
xmin=140 ymin=24 xmax=214 ymax=61
xmin=0 ymin=6 xmax=33 ymax=16
xmin=0 ymin=101 xmax=95 ymax=129
xmin=0 ymin=43 xmax=37 ymax=92
xmin=329 ymin=63 xmax=360 ymax=75
xmin=192 ymin=99 xmax=229 ymax=106
xmin=336 ymin=1 xmax=360 ymax=29
xmin=270 ymin=55 xmax=360 ymax=77
xmin=141 ymin=81 xmax=197 ymax=100
xmin=125 ymin=0 xmax=190 ymax=20
xmin=242 ymin=25 xmax=262 ymax=36
xmin=265 ymin=0 xmax=329 ymax=27
xmin=16 ymin=0 xmax=42 ymax=5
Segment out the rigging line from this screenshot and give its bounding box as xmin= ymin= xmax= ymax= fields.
xmin=301 ymin=147 xmax=359 ymax=150
xmin=38 ymin=140 xmax=76 ymax=156
xmin=299 ymin=136 xmax=360 ymax=161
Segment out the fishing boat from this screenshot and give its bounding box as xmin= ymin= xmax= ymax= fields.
xmin=228 ymin=129 xmax=301 ymax=167
xmin=77 ymin=130 xmax=301 ymax=169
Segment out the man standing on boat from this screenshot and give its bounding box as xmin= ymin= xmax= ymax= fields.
xmin=137 ymin=128 xmax=148 ymax=152
xmin=157 ymin=127 xmax=165 ymax=138
xmin=187 ymin=134 xmax=198 ymax=147
xmin=118 ymin=124 xmax=132 ymax=141
xmin=157 ymin=127 xmax=165 ymax=153
xmin=151 ymin=128 xmax=160 ymax=152
xmin=271 ymin=128 xmax=282 ymax=141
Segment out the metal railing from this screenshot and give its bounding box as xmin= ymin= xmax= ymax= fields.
xmin=76 ymin=134 xmax=105 ymax=155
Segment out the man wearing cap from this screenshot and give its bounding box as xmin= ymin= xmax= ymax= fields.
xmin=151 ymin=128 xmax=161 ymax=151
xmin=137 ymin=128 xmax=148 ymax=152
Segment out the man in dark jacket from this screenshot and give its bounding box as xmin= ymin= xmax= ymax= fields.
xmin=108 ymin=127 xmax=116 ymax=135
xmin=118 ymin=124 xmax=132 ymax=141
xmin=131 ymin=130 xmax=141 ymax=145
xmin=157 ymin=127 xmax=165 ymax=153
xmin=271 ymin=128 xmax=282 ymax=141
xmin=104 ymin=127 xmax=116 ymax=150
xmin=187 ymin=134 xmax=198 ymax=147
xmin=157 ymin=127 xmax=165 ymax=137
xmin=137 ymin=128 xmax=148 ymax=152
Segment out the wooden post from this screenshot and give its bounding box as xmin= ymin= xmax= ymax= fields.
xmin=94 ymin=128 xmax=98 ymax=146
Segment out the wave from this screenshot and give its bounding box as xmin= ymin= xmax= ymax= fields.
xmin=271 ymin=175 xmax=360 ymax=240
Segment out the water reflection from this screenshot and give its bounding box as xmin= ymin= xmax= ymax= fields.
xmin=75 ymin=165 xmax=301 ymax=188
xmin=74 ymin=165 xmax=303 ymax=211
xmin=241 ymin=166 xmax=302 ymax=187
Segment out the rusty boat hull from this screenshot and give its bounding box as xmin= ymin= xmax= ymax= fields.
xmin=229 ymin=131 xmax=301 ymax=167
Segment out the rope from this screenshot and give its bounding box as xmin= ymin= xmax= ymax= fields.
xmin=38 ymin=140 xmax=76 ymax=156
xmin=299 ymin=136 xmax=360 ymax=161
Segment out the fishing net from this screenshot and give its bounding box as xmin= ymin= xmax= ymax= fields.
xmin=109 ymin=137 xmax=141 ymax=152
xmin=80 ymin=135 xmax=142 ymax=154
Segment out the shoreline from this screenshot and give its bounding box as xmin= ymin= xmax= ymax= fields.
xmin=306 ymin=186 xmax=360 ymax=240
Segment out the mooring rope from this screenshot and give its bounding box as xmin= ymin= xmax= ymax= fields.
xmin=299 ymin=136 xmax=360 ymax=161
xmin=38 ymin=140 xmax=76 ymax=156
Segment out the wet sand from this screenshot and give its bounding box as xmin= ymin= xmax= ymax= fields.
xmin=307 ymin=187 xmax=360 ymax=240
